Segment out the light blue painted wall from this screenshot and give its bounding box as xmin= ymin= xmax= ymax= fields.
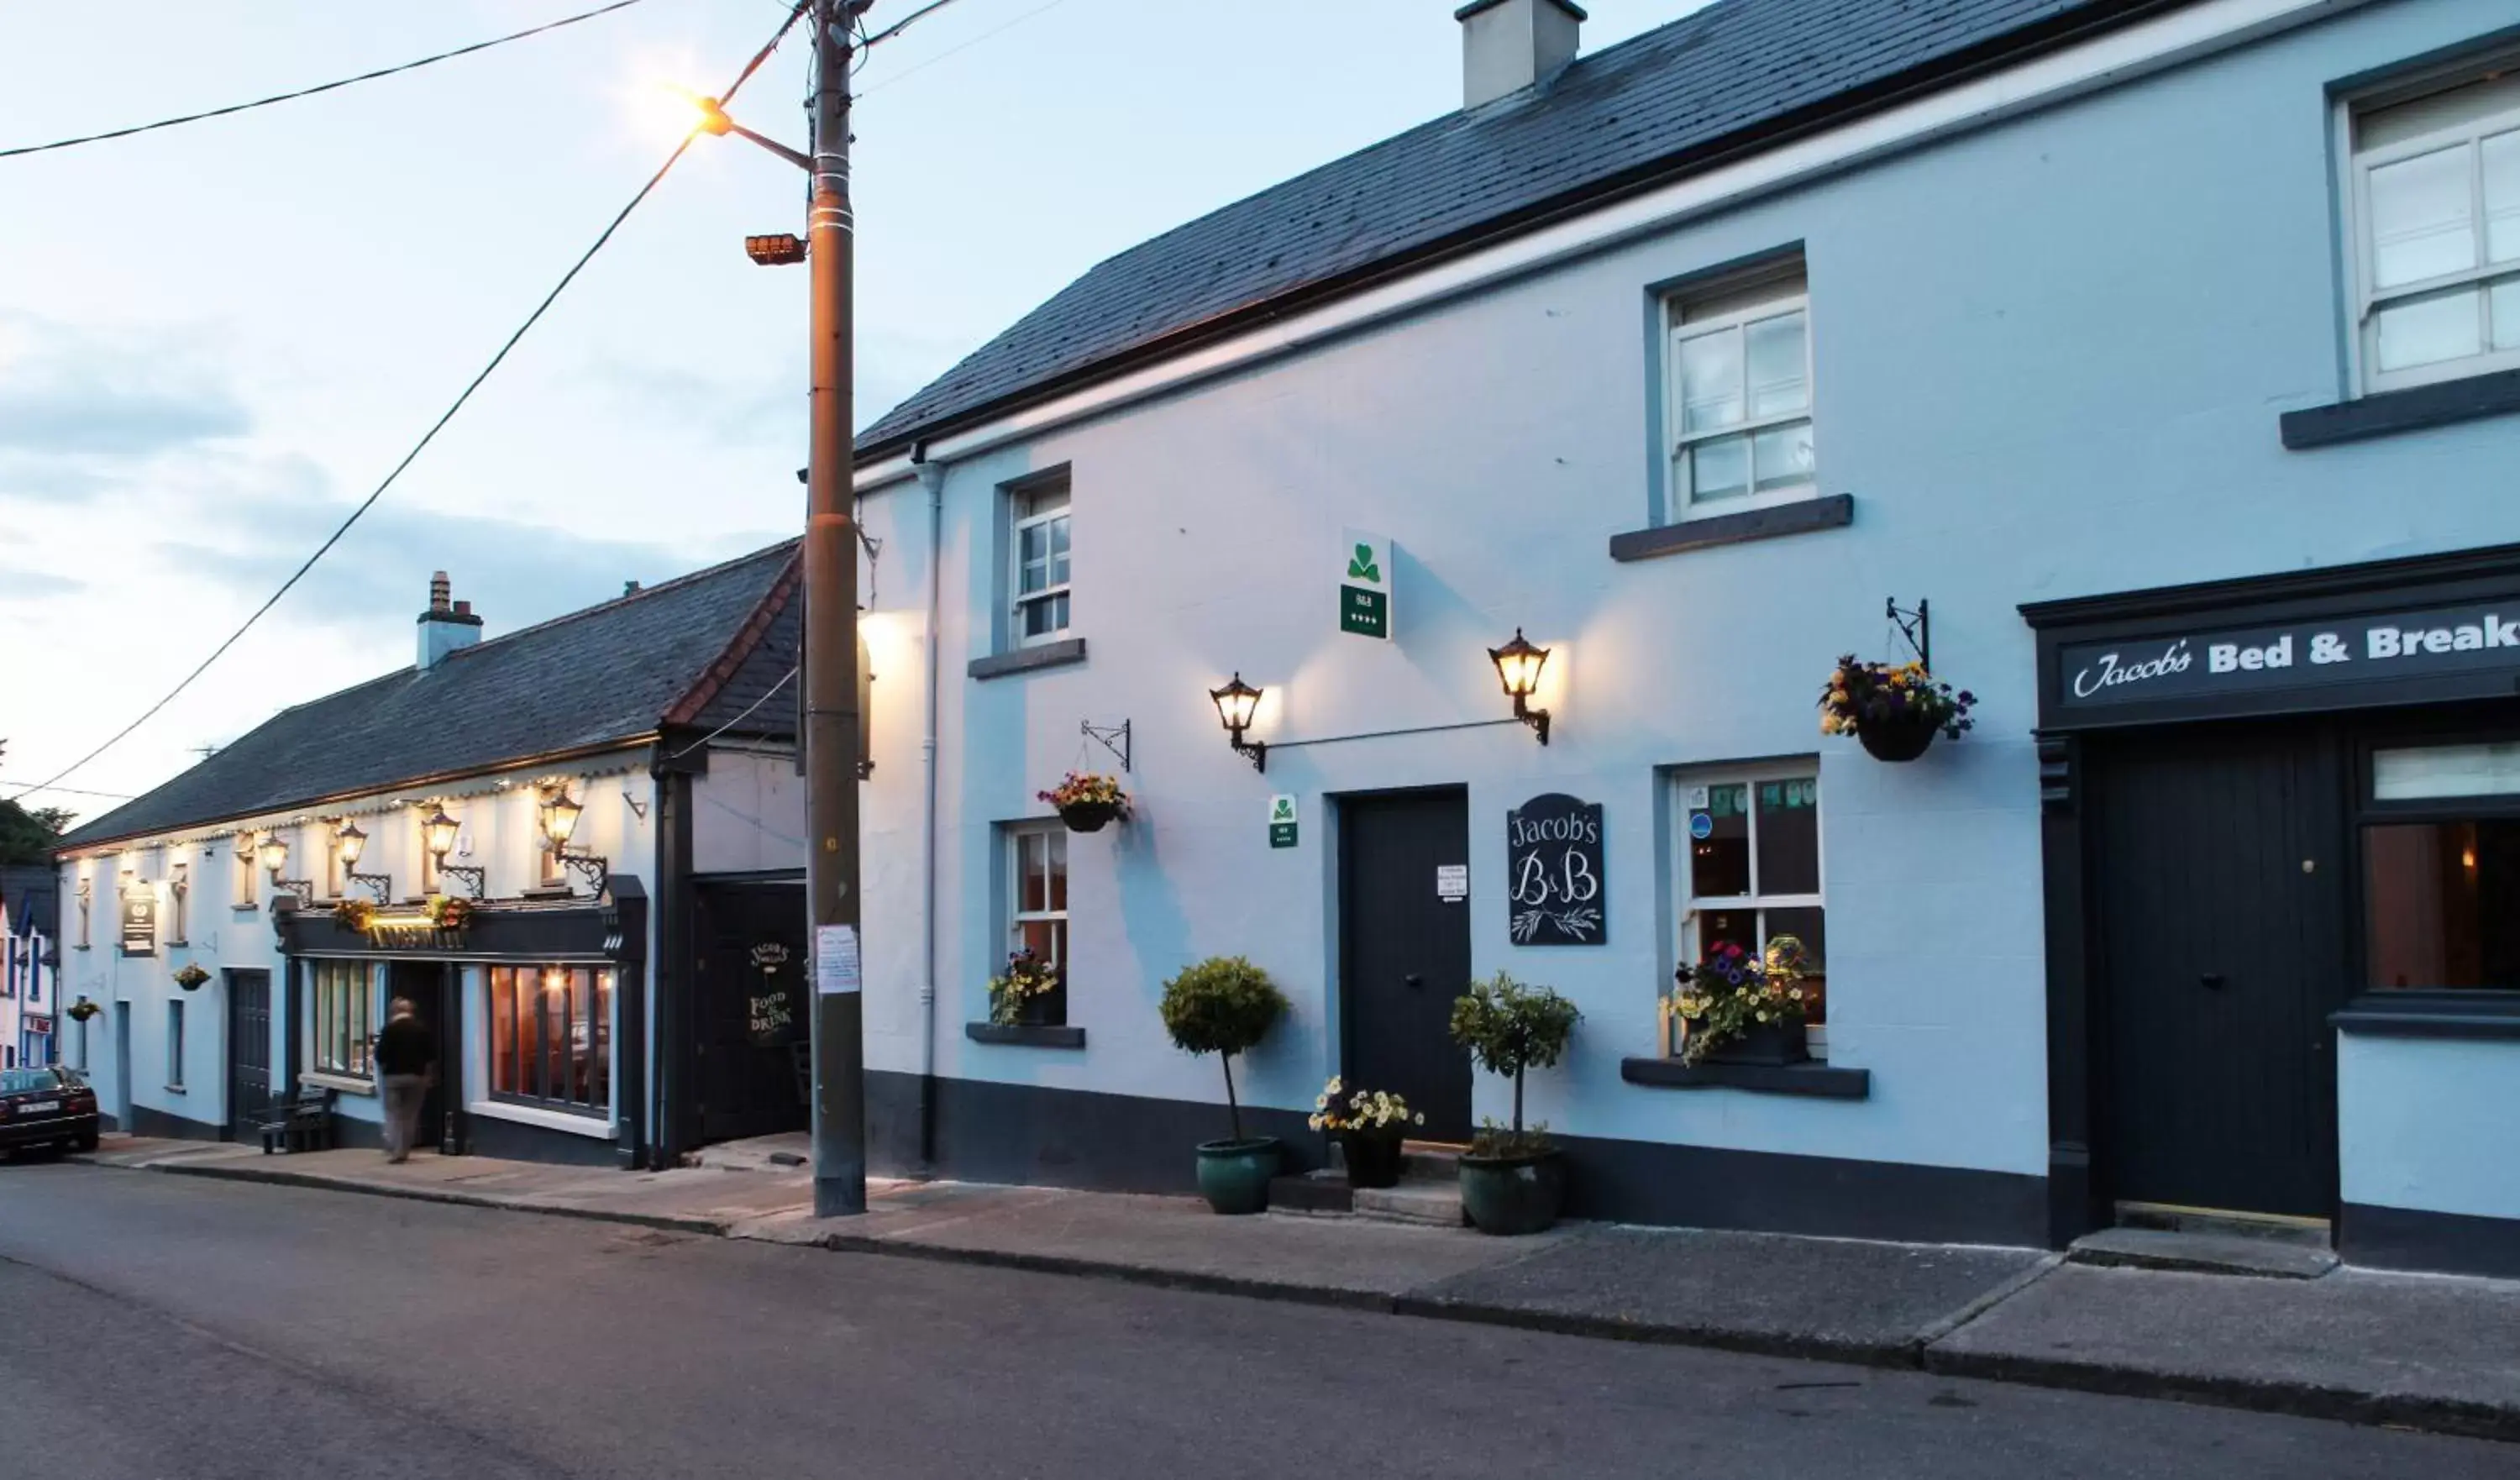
xmin=854 ymin=0 xmax=2520 ymax=1186
xmin=2339 ymin=1035 xmax=2520 ymax=1221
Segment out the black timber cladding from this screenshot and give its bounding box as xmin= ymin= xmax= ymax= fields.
xmin=858 ymin=0 xmax=2160 ymax=454
xmin=59 ymin=543 xmax=800 ymax=850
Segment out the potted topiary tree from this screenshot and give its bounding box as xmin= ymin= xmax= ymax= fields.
xmin=1450 ymin=972 xmax=1582 ymax=1235
xmin=1159 ymin=955 xmax=1290 ymax=1214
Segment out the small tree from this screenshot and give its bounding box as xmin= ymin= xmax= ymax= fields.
xmin=1450 ymin=972 xmax=1581 ymax=1147
xmin=1159 ymin=956 xmax=1289 ymax=1142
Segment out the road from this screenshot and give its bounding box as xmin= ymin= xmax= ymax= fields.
xmin=0 ymin=1162 xmax=2512 ymax=1479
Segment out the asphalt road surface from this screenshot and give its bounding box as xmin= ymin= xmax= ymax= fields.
xmin=1 ymin=1162 xmax=2513 ymax=1479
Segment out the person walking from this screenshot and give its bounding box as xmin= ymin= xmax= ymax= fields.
xmin=374 ymin=998 xmax=437 ymax=1164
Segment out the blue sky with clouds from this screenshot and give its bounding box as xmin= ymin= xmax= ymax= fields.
xmin=0 ymin=0 xmax=1686 ymax=818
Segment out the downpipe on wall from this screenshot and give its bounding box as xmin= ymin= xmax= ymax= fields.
xmin=913 ymin=443 xmax=945 ymax=1171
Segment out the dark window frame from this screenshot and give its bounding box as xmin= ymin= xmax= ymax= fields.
xmin=484 ymin=963 xmax=612 ymax=1119
xmin=2345 ymin=712 xmax=2520 ymax=1005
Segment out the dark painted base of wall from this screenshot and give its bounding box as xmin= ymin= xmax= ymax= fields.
xmin=869 ymin=1071 xmax=2048 ymax=1246
xmin=2340 ymin=1201 xmax=2520 ymax=1280
xmin=325 ymin=1110 xmax=620 ymax=1168
xmin=123 ymin=1105 xmax=227 ymax=1142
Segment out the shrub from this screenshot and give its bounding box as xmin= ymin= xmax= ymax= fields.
xmin=1159 ymin=956 xmax=1289 ymax=1141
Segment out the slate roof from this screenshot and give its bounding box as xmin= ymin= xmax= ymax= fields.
xmin=57 ymin=543 xmax=801 ymax=852
xmin=858 ymin=0 xmax=2152 ymax=455
xmin=0 ymin=866 xmax=56 ymax=939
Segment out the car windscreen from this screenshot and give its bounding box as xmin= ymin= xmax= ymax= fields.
xmin=0 ymin=1068 xmax=65 ymax=1094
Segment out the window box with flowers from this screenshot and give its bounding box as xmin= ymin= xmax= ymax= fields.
xmin=1039 ymin=772 xmax=1130 ymax=833
xmin=1819 ymin=655 xmax=1975 ymax=762
xmin=1667 ymin=937 xmax=1814 ymax=1066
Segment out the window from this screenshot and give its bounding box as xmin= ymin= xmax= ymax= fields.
xmin=486 ymin=965 xmax=611 ymax=1115
xmin=312 ymin=960 xmax=375 ymax=1078
xmin=1005 ymin=824 xmax=1068 ymax=1022
xmin=167 ymin=863 xmax=188 ymax=944
xmin=166 ymin=1000 xmax=185 ymax=1089
xmin=2364 ymin=742 xmax=2520 ymax=990
xmin=232 ymin=836 xmax=259 ymax=908
xmin=2349 ymin=63 xmax=2520 ymax=391
xmin=74 ymin=878 xmax=90 ymax=948
xmin=1010 ymin=476 xmax=1072 ymax=645
xmin=1674 ymin=766 xmax=1827 ymax=1025
xmin=1666 ymin=261 xmax=1814 ymax=519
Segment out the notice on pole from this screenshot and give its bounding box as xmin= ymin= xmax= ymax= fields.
xmin=1268 ymin=794 xmax=1299 ymax=848
xmin=815 ymin=924 xmax=861 ymax=996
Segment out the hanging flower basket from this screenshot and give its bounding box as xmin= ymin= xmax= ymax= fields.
xmin=331 ymin=897 xmax=375 ymax=933
xmin=172 ymin=963 xmax=211 ymax=992
xmin=67 ymin=997 xmax=102 ymax=1024
xmin=1038 ymin=772 xmax=1131 ymax=832
xmin=1819 ymin=654 xmax=1976 ymax=764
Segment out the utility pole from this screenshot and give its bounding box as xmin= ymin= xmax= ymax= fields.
xmin=804 ymin=0 xmax=866 ymax=1217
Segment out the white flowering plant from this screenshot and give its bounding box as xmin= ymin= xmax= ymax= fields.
xmin=1306 ymin=1076 xmax=1425 ymax=1136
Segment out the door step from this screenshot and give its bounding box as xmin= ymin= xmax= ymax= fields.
xmin=2069 ymin=1226 xmax=2339 ymax=1279
xmin=2113 ymin=1201 xmax=2333 ymax=1250
xmin=1268 ymin=1143 xmax=1467 ymax=1225
xmin=1352 ymin=1177 xmax=1467 ymax=1227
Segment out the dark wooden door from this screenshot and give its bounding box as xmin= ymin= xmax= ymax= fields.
xmin=1340 ymin=790 xmax=1473 ymax=1142
xmin=387 ymin=963 xmax=461 ymax=1155
xmin=224 ymin=970 xmax=271 ymax=1140
xmin=2088 ymin=722 xmax=2348 ymax=1218
xmin=692 ymin=882 xmax=810 ymax=1145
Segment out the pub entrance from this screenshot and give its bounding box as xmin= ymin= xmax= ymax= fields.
xmin=690 ymin=879 xmax=810 ymax=1146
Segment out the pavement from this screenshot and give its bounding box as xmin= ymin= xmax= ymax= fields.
xmin=13 ymin=1165 xmax=2510 ymax=1480
xmin=62 ymin=1133 xmax=2520 ymax=1446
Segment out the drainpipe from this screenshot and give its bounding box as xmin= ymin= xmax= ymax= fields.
xmin=912 ymin=441 xmax=946 ymax=1173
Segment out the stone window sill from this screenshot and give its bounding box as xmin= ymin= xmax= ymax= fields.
xmin=1620 ymin=1055 xmax=1870 ymax=1099
xmin=965 ymin=1021 xmax=1085 ymax=1049
xmin=302 ymin=1072 xmax=377 ymax=1097
xmin=2280 ymin=369 xmax=2520 ymax=450
xmin=1609 ymin=493 xmax=1853 ymax=563
xmin=969 ymin=638 xmax=1087 ymax=681
xmin=2331 ymin=991 xmax=2520 ymax=1042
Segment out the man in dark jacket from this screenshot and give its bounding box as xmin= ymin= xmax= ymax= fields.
xmin=374 ymin=998 xmax=436 ymax=1163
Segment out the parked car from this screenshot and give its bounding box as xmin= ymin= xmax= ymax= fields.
xmin=0 ymin=1066 xmax=99 ymax=1156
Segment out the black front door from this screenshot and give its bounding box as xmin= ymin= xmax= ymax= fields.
xmin=692 ymin=881 xmax=810 ymax=1145
xmin=1340 ymin=789 xmax=1473 ymax=1142
xmin=2087 ymin=722 xmax=2349 ymax=1219
xmin=224 ymin=970 xmax=271 ymax=1140
xmin=387 ymin=963 xmax=462 ymax=1155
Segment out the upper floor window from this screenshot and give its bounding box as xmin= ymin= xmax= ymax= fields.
xmin=1011 ymin=475 xmax=1072 ymax=645
xmin=1666 ymin=260 xmax=1813 ymax=520
xmin=2349 ymin=63 xmax=2520 ymax=391
xmin=231 ymin=836 xmax=259 ymax=908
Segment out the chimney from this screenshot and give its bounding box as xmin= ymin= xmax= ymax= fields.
xmin=416 ymin=570 xmax=484 ymax=671
xmin=1457 ymin=0 xmax=1583 ymax=109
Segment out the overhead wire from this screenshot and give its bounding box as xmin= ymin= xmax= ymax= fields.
xmin=0 ymin=0 xmax=655 ymax=160
xmin=856 ymin=0 xmax=1073 ymax=97
xmin=3 ymin=3 xmax=816 ymax=803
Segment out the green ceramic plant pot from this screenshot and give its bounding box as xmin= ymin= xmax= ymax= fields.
xmin=1195 ymin=1136 xmax=1281 ymax=1215
xmin=1459 ymin=1148 xmax=1567 ymax=1236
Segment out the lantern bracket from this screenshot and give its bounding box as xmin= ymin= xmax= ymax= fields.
xmin=438 ymin=865 xmax=487 ymax=899
xmin=1081 ymin=719 xmax=1131 ymax=773
xmin=1887 ymin=597 xmax=1932 ymax=672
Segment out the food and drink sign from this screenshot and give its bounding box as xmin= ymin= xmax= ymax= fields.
xmin=2056 ymin=600 xmax=2520 ymax=716
xmin=1339 ymin=530 xmax=1391 ymax=640
xmin=748 ymin=942 xmax=799 ymax=1045
xmin=118 ymin=887 xmax=156 ymax=957
xmin=1506 ymin=793 xmax=1604 ymax=946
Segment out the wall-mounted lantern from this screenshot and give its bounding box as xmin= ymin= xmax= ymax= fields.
xmin=337 ymin=821 xmax=391 ymax=901
xmin=1209 ymin=674 xmax=1267 ymax=774
xmin=424 ymin=805 xmax=485 ymax=900
xmin=260 ymin=833 xmax=312 ymax=899
xmin=1488 ymin=629 xmax=1552 ymax=746
xmin=539 ymin=786 xmax=607 ymax=895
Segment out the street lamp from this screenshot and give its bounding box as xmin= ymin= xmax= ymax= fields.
xmin=687 ymin=0 xmax=869 ymax=1217
xmin=1488 ymin=629 xmax=1552 ymax=745
xmin=1208 ymin=674 xmax=1267 ymax=774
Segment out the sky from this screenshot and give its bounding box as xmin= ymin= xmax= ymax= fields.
xmin=0 ymin=0 xmax=1689 ymax=823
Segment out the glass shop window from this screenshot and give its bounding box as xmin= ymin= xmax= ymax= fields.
xmin=2365 ymin=743 xmax=2520 ymax=990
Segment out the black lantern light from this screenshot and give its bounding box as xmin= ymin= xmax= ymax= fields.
xmin=337 ymin=820 xmax=391 ymax=901
xmin=540 ymin=786 xmax=606 ymax=895
xmin=424 ymin=805 xmax=485 ymax=899
xmin=1208 ymin=673 xmax=1267 ymax=774
xmin=1487 ymin=629 xmax=1552 ymax=745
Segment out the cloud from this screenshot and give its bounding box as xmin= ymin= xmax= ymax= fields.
xmin=0 ymin=568 xmax=82 ymax=601
xmin=0 ymin=313 xmax=252 ymax=508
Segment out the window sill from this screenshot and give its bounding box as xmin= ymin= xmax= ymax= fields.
xmin=164 ymin=1084 xmax=186 ymax=1095
xmin=2280 ymin=368 xmax=2520 ymax=450
xmin=1609 ymin=493 xmax=1854 ymax=563
xmin=969 ymin=637 xmax=1087 ymax=681
xmin=231 ymin=904 xmax=259 ymax=914
xmin=302 ymin=1071 xmax=376 ymax=1096
xmin=469 ymin=1098 xmax=614 ymax=1137
xmin=2331 ymin=991 xmax=2520 ymax=1042
xmin=1620 ymin=1055 xmax=1869 ymax=1099
xmin=965 ymin=1021 xmax=1085 ymax=1049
